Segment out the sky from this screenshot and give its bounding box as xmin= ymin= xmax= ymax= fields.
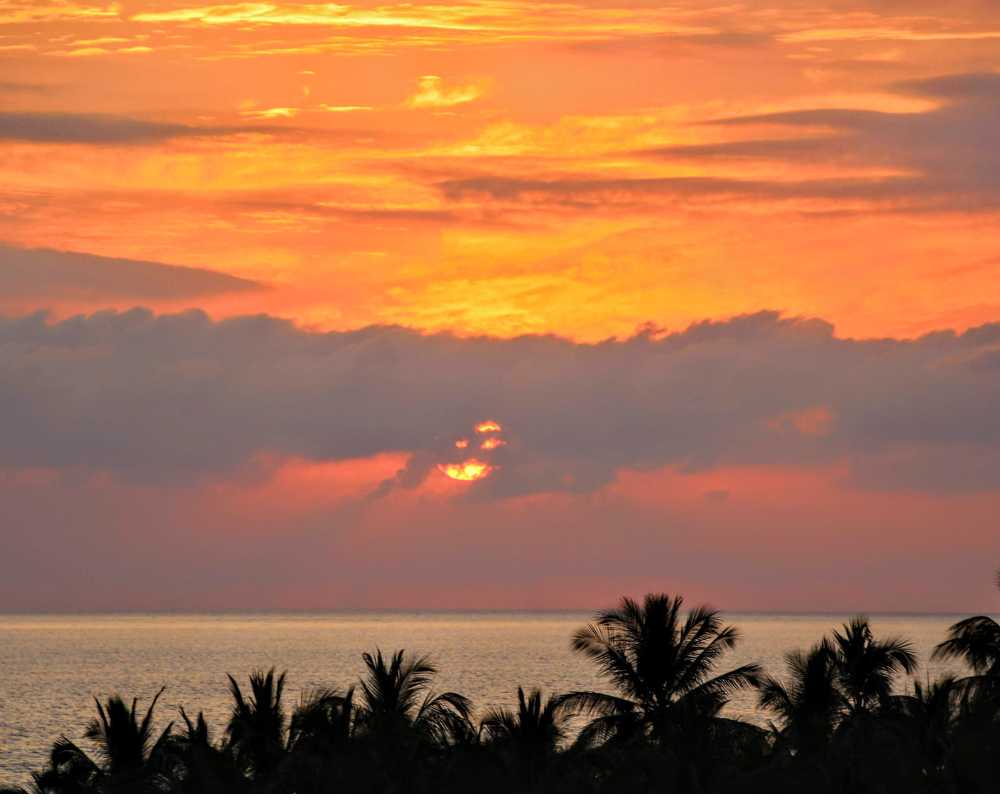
xmin=1 ymin=0 xmax=999 ymax=612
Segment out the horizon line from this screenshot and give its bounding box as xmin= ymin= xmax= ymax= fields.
xmin=1 ymin=607 xmax=995 ymax=617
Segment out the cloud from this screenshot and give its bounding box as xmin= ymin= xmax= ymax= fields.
xmin=636 ymin=137 xmax=853 ymax=162
xmin=0 ymin=81 xmax=55 ymax=94
xmin=894 ymin=71 xmax=1000 ymax=101
xmin=406 ymin=75 xmax=486 ymax=109
xmin=2 ymin=308 xmax=1000 ymax=494
xmin=703 ymin=71 xmax=1000 ymax=205
xmin=0 ymin=244 xmax=265 ymax=302
xmin=439 ymin=72 xmax=1000 ymax=214
xmin=0 ymin=112 xmax=270 ymax=144
xmin=437 ymin=174 xmax=915 ymax=207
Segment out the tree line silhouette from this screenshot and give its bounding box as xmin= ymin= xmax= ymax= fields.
xmin=13 ymin=579 xmax=1000 ymax=792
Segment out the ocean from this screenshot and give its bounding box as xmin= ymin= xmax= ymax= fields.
xmin=0 ymin=611 xmax=969 ymax=786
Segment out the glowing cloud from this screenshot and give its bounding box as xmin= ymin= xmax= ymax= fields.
xmin=480 ymin=437 xmax=506 ymax=450
xmin=475 ymin=420 xmax=502 ymax=433
xmin=406 ymin=75 xmax=485 ymax=109
xmin=454 ymin=438 xmax=469 ymax=448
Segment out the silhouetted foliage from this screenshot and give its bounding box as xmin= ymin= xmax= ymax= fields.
xmin=18 ymin=586 xmax=1000 ymax=793
xmin=32 ymin=689 xmax=172 ymax=792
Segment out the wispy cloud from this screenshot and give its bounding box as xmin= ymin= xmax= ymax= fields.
xmin=405 ymin=75 xmax=487 ymax=109
xmin=0 ymin=111 xmax=277 ymax=144
xmin=0 ymin=243 xmax=264 ymax=301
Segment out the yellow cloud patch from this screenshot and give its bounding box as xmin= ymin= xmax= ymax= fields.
xmin=406 ymin=75 xmax=486 ymax=109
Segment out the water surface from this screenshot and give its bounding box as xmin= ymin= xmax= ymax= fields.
xmin=0 ymin=611 xmax=965 ymax=786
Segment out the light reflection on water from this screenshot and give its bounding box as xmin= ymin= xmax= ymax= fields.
xmin=0 ymin=612 xmax=964 ymax=786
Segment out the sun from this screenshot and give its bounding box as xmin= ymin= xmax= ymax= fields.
xmin=438 ymin=420 xmax=507 ymax=482
xmin=437 ymin=459 xmax=493 ymax=481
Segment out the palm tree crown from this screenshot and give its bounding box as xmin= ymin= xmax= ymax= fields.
xmin=356 ymin=649 xmax=472 ymax=747
xmin=829 ymin=616 xmax=917 ymax=715
xmin=481 ymin=686 xmax=571 ymax=754
xmin=564 ymin=593 xmax=763 ymax=745
xmin=225 ymin=669 xmax=287 ymax=779
xmin=934 ymin=572 xmax=1000 ymax=678
xmin=758 ymin=642 xmax=842 ymax=754
xmin=33 ymin=688 xmax=172 ymax=792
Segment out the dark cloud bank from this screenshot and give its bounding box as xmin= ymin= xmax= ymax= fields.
xmin=2 ymin=308 xmax=999 ymax=494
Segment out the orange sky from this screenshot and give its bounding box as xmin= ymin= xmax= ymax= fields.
xmin=3 ymin=0 xmax=1000 ymax=339
xmin=2 ymin=1 xmax=1000 ymax=611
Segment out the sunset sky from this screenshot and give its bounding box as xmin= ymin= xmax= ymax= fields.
xmin=2 ymin=0 xmax=1000 ymax=612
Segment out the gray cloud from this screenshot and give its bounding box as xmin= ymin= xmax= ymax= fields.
xmin=636 ymin=137 xmax=853 ymax=161
xmin=0 ymin=244 xmax=264 ymax=301
xmin=442 ymin=72 xmax=1000 ymax=213
xmin=2 ymin=308 xmax=1000 ymax=493
xmin=0 ymin=81 xmax=55 ymax=95
xmin=0 ymin=112 xmax=276 ymax=144
xmin=439 ymin=174 xmax=917 ymax=206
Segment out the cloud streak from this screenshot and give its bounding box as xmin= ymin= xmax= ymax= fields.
xmin=0 ymin=244 xmax=264 ymax=302
xmin=440 ymin=72 xmax=1000 ymax=214
xmin=0 ymin=112 xmax=276 ymax=144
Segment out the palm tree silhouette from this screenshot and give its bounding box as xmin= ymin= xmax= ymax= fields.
xmin=163 ymin=706 xmax=243 ymax=792
xmin=482 ymin=686 xmax=570 ymax=753
xmin=883 ymin=674 xmax=962 ymax=781
xmin=224 ymin=669 xmax=287 ymax=781
xmin=288 ymin=686 xmax=357 ymax=752
xmin=480 ymin=687 xmax=570 ymax=790
xmin=934 ymin=571 xmax=1000 ymax=678
xmin=356 ymin=649 xmax=473 ymax=747
xmin=758 ymin=642 xmax=843 ymax=755
xmin=562 ymin=594 xmax=763 ymax=747
xmin=33 ymin=688 xmax=172 ymax=792
xmin=828 ymin=616 xmax=917 ymax=716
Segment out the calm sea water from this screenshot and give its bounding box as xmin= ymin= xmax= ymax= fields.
xmin=0 ymin=612 xmax=968 ymax=786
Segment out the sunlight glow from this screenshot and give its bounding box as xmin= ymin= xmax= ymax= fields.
xmin=475 ymin=420 xmax=502 ymax=433
xmin=438 ymin=459 xmax=492 ymax=481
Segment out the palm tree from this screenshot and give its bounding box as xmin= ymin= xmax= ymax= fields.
xmin=277 ymin=687 xmax=359 ymax=792
xmin=563 ymin=593 xmax=763 ymax=747
xmin=288 ymin=687 xmax=357 ymax=752
xmin=480 ymin=687 xmax=571 ymax=790
xmin=355 ymin=649 xmax=473 ymax=748
xmin=163 ymin=707 xmax=244 ymax=792
xmin=883 ymin=675 xmax=963 ymax=780
xmin=33 ymin=688 xmax=172 ymax=792
xmin=224 ymin=669 xmax=287 ymax=781
xmin=481 ymin=686 xmax=571 ymax=754
xmin=828 ymin=616 xmax=917 ymax=716
xmin=758 ymin=642 xmax=843 ymax=755
xmin=934 ymin=571 xmax=1000 ymax=678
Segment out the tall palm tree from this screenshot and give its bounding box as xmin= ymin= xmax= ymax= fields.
xmin=829 ymin=616 xmax=917 ymax=716
xmin=758 ymin=642 xmax=843 ymax=755
xmin=563 ymin=594 xmax=763 ymax=747
xmin=934 ymin=572 xmax=1000 ymax=678
xmin=33 ymin=688 xmax=172 ymax=792
xmin=356 ymin=649 xmax=473 ymax=748
xmin=225 ymin=669 xmax=287 ymax=781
